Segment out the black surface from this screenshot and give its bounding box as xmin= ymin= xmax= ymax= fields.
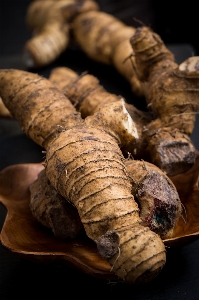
xmin=1 ymin=1 xmax=199 ymax=300
xmin=153 ymin=0 xmax=199 ymax=56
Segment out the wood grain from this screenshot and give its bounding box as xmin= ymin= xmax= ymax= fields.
xmin=1 ymin=158 xmax=199 ymax=279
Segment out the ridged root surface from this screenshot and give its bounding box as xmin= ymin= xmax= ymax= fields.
xmin=29 ymin=169 xmax=83 ymax=239
xmin=0 ymin=68 xmax=166 ymax=284
xmin=73 ymin=10 xmax=144 ymax=96
xmin=0 ymin=69 xmax=83 ymax=148
xmin=125 ymin=160 xmax=182 ymax=238
xmin=45 ymin=125 xmax=166 ymax=283
xmin=129 ymin=26 xmax=199 ymax=176
xmin=23 ymin=0 xmax=100 ymax=68
xmin=98 ymin=225 xmax=166 ymax=284
xmin=129 ymin=26 xmax=199 ymax=136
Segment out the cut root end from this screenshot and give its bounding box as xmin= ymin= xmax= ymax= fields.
xmin=22 ymin=51 xmax=36 ymax=69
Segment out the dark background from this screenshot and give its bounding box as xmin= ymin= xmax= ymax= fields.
xmin=1 ymin=1 xmax=199 ymax=299
xmin=1 ymin=0 xmax=199 ymax=56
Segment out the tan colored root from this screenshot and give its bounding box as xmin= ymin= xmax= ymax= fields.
xmin=24 ymin=2 xmax=144 ymax=96
xmin=45 ymin=125 xmax=166 ymax=283
xmin=49 ymin=66 xmax=152 ymax=156
xmin=30 ymin=154 xmax=181 ymax=240
xmin=30 ymin=168 xmax=84 ymax=239
xmin=0 ymin=97 xmax=12 ymax=118
xmin=129 ymin=26 xmax=199 ymax=176
xmin=124 ymin=159 xmax=182 ymax=239
xmin=35 ymin=155 xmax=181 ymax=241
xmin=0 ymin=69 xmax=83 ymax=148
xmin=72 ymin=10 xmax=144 ymax=96
xmin=49 ymin=66 xmax=79 ymax=93
xmin=72 ymin=10 xmax=132 ymax=65
xmin=23 ymin=0 xmax=99 ymax=68
xmin=0 ymin=68 xmax=166 ymax=284
xmin=24 ymin=23 xmax=70 ymax=68
xmin=97 ymin=225 xmax=166 ymax=284
xmin=49 ymin=67 xmax=120 ymax=118
xmin=49 ymin=66 xmax=182 ymax=238
xmin=129 ymin=26 xmax=199 ymax=136
xmin=145 ymin=129 xmax=196 ymax=176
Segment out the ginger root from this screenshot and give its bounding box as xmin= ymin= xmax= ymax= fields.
xmin=72 ymin=9 xmax=144 ymax=96
xmin=29 ymin=168 xmax=84 ymax=239
xmin=24 ymin=2 xmax=198 ymax=176
xmin=24 ymin=0 xmax=144 ymax=96
xmin=0 ymin=68 xmax=167 ymax=284
xmin=23 ymin=0 xmax=99 ymax=68
xmin=49 ymin=66 xmax=151 ymax=158
xmin=48 ymin=66 xmax=181 ymax=239
xmin=0 ymin=97 xmax=11 ymax=118
xmin=129 ymin=26 xmax=199 ymax=176
xmin=125 ymin=159 xmax=181 ymax=238
xmin=30 ymin=158 xmax=181 ymax=241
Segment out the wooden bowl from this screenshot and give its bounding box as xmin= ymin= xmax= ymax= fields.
xmin=1 ymin=154 xmax=199 ymax=279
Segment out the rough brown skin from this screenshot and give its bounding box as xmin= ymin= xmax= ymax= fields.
xmin=24 ymin=2 xmax=144 ymax=96
xmin=49 ymin=66 xmax=182 ymax=239
xmin=29 ymin=168 xmax=84 ymax=239
xmin=50 ymin=66 xmax=195 ymax=180
xmin=0 ymin=68 xmax=166 ymax=284
xmin=129 ymin=26 xmax=199 ymax=176
xmin=24 ymin=1 xmax=198 ymax=176
xmin=49 ymin=66 xmax=151 ymax=157
xmin=125 ymin=160 xmax=181 ymax=239
xmin=0 ymin=97 xmax=11 ymax=117
xmin=72 ymin=10 xmax=144 ymax=96
xmin=29 ymin=158 xmax=181 ymax=241
xmin=23 ymin=0 xmax=99 ymax=68
xmin=48 ymin=9 xmax=198 ymax=177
